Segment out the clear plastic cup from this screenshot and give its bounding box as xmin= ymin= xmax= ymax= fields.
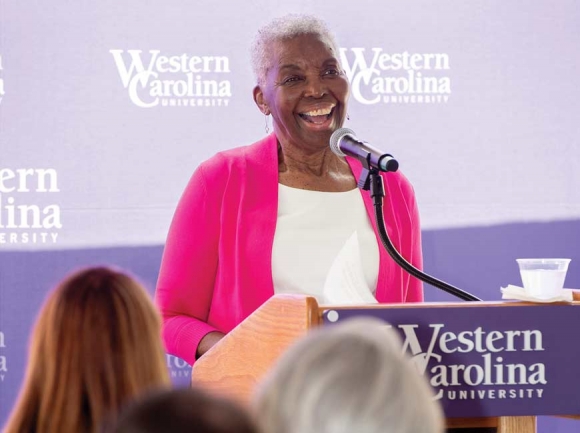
xmin=516 ymin=258 xmax=571 ymax=299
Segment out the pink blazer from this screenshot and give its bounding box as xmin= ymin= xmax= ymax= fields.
xmin=156 ymin=134 xmax=423 ymax=365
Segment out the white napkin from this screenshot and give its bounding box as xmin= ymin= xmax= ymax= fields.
xmin=501 ymin=284 xmax=574 ymax=303
xmin=322 ymin=231 xmax=378 ymax=305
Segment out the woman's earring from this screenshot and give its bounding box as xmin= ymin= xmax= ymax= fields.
xmin=264 ymin=114 xmax=270 ymax=134
xmin=347 ymin=113 xmax=350 ymax=121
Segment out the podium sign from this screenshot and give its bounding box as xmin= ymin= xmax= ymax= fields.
xmin=321 ymin=303 xmax=580 ymax=418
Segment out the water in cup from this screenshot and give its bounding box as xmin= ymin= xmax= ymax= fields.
xmin=516 ymin=258 xmax=571 ymax=299
xmin=520 ymin=269 xmax=567 ymax=298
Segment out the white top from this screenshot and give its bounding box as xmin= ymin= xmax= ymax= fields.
xmin=272 ymin=184 xmax=380 ymax=304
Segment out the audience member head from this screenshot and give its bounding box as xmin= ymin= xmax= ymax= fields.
xmin=4 ymin=266 xmax=170 ymax=433
xmin=254 ymin=317 xmax=444 ymax=433
xmin=113 ymin=387 xmax=260 ymax=433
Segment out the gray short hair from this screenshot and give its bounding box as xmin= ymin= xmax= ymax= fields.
xmin=250 ymin=14 xmax=341 ymax=86
xmin=254 ymin=318 xmax=445 ymax=433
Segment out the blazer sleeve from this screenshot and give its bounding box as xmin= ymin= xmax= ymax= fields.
xmin=155 ymin=163 xmax=221 ymax=365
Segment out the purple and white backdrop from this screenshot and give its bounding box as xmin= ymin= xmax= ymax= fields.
xmin=0 ymin=1 xmax=579 ymax=430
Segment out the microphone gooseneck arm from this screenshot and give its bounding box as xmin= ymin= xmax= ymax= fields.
xmin=364 ymin=168 xmax=482 ymax=302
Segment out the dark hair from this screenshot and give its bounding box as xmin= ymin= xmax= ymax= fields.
xmin=114 ymin=387 xmax=260 ymax=433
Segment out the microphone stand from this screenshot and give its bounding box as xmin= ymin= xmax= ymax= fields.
xmin=359 ymin=166 xmax=481 ymax=302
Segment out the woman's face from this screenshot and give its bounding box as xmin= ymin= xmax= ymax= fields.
xmin=254 ymin=33 xmax=350 ymax=152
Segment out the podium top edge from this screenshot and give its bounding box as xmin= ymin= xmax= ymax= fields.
xmin=319 ymin=300 xmax=580 ymax=310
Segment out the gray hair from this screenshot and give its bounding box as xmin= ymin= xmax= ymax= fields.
xmin=254 ymin=318 xmax=445 ymax=433
xmin=250 ymin=14 xmax=341 ymax=86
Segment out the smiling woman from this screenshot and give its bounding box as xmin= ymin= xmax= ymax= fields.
xmin=252 ymin=32 xmax=350 ymax=189
xmin=155 ymin=14 xmax=425 ymax=365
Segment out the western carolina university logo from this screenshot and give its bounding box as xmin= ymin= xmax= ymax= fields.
xmin=0 ymin=168 xmax=62 ymax=245
xmin=166 ymin=354 xmax=191 ymax=380
xmin=340 ymin=48 xmax=451 ymax=105
xmin=110 ymin=50 xmax=232 ymax=108
xmin=392 ymin=323 xmax=546 ymax=401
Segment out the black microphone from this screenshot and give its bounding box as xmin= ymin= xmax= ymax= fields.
xmin=329 ymin=128 xmax=399 ymax=172
xmin=332 ymin=129 xmax=481 ymax=302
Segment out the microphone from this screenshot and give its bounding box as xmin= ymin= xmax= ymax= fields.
xmin=331 ymin=130 xmax=481 ymax=302
xmin=329 ymin=128 xmax=399 ymax=172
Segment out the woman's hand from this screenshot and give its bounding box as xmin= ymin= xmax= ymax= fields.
xmin=197 ymin=331 xmax=226 ymax=359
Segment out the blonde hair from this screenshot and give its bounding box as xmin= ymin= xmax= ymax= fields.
xmin=4 ymin=267 xmax=170 ymax=433
xmin=254 ymin=318 xmax=444 ymax=433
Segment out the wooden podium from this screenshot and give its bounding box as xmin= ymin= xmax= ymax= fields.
xmin=191 ymin=294 xmax=580 ymax=433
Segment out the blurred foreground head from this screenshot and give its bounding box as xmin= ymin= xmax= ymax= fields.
xmin=114 ymin=387 xmax=260 ymax=433
xmin=254 ymin=317 xmax=444 ymax=433
xmin=4 ymin=266 xmax=170 ymax=433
